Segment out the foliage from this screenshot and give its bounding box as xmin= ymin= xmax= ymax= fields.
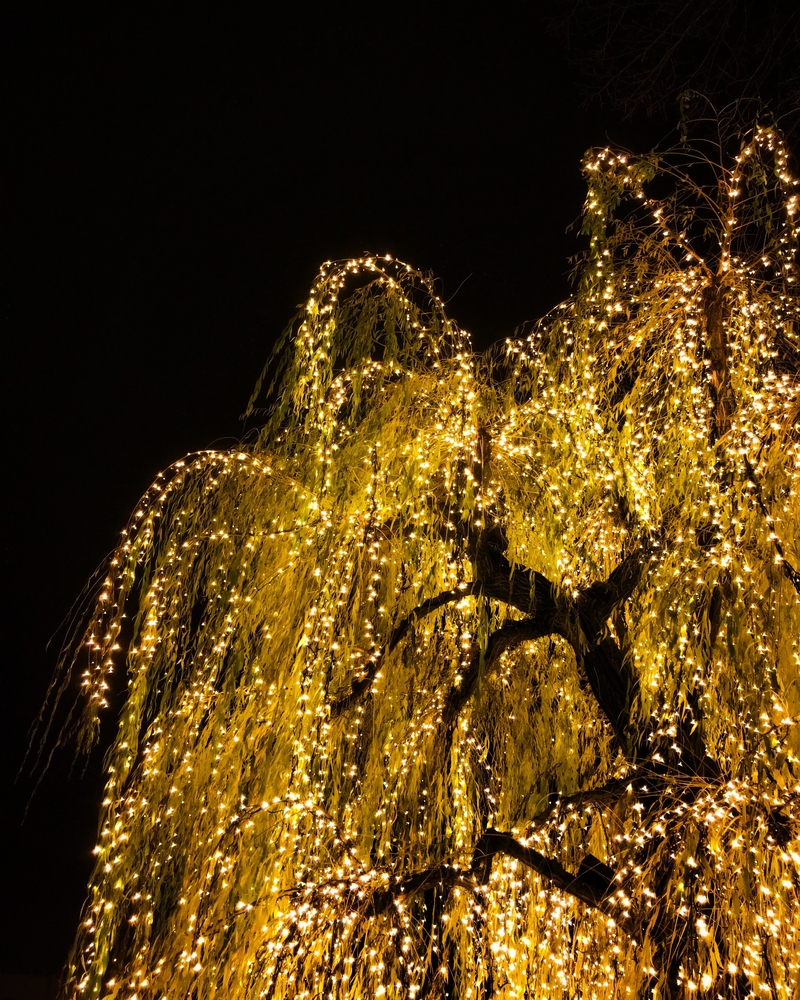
xmin=48 ymin=121 xmax=800 ymax=999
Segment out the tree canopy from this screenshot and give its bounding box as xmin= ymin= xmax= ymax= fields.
xmin=46 ymin=119 xmax=800 ymax=999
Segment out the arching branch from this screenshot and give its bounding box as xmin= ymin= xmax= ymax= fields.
xmin=443 ymin=614 xmax=565 ymax=727
xmin=329 ymin=584 xmax=478 ymax=717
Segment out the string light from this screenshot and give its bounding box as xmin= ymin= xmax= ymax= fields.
xmin=46 ymin=123 xmax=800 ymax=999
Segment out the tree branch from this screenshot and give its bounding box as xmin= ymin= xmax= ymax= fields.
xmin=333 ymin=526 xmax=652 ymax=756
xmin=523 ymin=776 xmax=636 ymax=829
xmin=329 ymin=584 xmax=477 ymax=717
xmin=472 ymin=526 xmax=564 ymax=619
xmin=471 ymin=829 xmax=633 ymax=933
xmin=443 ymin=615 xmax=564 ymax=728
xmin=570 ymin=544 xmax=658 ymax=747
xmin=366 ymin=864 xmax=477 ymax=917
xmin=456 ymin=535 xmax=650 ymax=746
xmin=704 ymin=283 xmax=734 ymax=443
xmin=365 ymin=831 xmax=633 ymax=935
xmin=576 ymin=544 xmax=652 ymax=640
xmin=582 ymin=637 xmax=639 ymax=747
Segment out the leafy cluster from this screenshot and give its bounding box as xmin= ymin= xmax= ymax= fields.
xmin=48 ymin=123 xmax=800 ymax=999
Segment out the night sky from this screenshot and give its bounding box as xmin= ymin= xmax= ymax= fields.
xmin=1 ymin=1 xmax=678 ymax=985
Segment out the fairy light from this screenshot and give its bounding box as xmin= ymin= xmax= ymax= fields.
xmin=41 ymin=125 xmax=800 ymax=998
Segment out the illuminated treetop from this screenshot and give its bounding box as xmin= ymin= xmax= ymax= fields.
xmin=46 ymin=120 xmax=800 ymax=999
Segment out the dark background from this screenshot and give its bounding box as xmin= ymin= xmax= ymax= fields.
xmin=5 ymin=0 xmax=793 ymax=992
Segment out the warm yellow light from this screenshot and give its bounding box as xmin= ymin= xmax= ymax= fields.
xmin=40 ymin=121 xmax=800 ymax=1000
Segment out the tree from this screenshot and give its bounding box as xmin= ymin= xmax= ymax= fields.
xmin=46 ymin=118 xmax=800 ymax=999
xmin=552 ymin=1 xmax=800 ymax=132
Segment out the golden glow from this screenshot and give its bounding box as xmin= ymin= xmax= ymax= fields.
xmin=47 ymin=126 xmax=800 ymax=999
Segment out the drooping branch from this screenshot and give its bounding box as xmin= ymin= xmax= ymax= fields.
xmin=375 ymin=497 xmax=470 ymax=546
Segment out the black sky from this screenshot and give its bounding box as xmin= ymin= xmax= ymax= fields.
xmin=0 ymin=1 xmax=675 ymax=980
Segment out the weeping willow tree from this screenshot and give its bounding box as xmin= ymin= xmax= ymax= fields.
xmin=45 ymin=119 xmax=800 ymax=999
